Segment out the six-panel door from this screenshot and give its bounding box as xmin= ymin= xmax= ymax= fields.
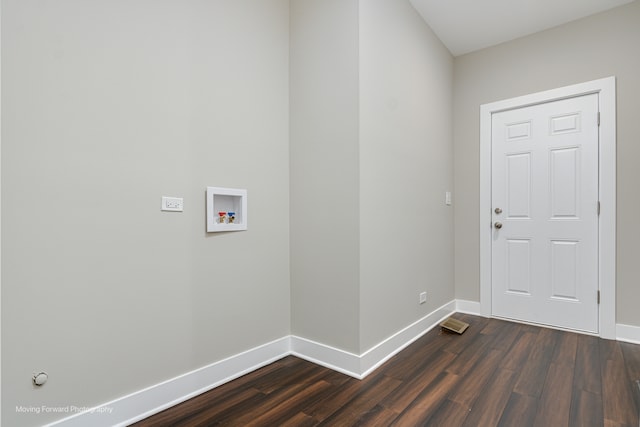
xmin=491 ymin=93 xmax=599 ymax=333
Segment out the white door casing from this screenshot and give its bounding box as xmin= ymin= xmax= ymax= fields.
xmin=491 ymin=94 xmax=599 ymax=332
xmin=480 ymin=77 xmax=616 ymax=339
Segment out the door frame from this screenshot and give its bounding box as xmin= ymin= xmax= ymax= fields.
xmin=479 ymin=76 xmax=616 ymax=339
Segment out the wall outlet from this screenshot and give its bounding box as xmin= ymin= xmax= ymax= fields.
xmin=162 ymin=196 xmax=184 ymax=212
xmin=419 ymin=292 xmax=427 ymax=304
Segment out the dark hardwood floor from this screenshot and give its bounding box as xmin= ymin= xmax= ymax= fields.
xmin=132 ymin=315 xmax=640 ymax=426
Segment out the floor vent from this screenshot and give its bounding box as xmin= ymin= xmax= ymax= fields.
xmin=440 ymin=317 xmax=469 ymax=334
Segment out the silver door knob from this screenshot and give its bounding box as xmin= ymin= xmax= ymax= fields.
xmin=494 ymin=222 xmax=503 ymax=229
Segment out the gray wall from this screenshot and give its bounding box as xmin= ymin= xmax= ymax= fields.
xmin=453 ymin=1 xmax=640 ymax=326
xmin=289 ymin=0 xmax=361 ymax=353
xmin=290 ymin=0 xmax=454 ymax=355
xmin=2 ymin=1 xmax=291 ymax=426
xmin=358 ymin=0 xmax=454 ymax=352
xmin=8 ymin=0 xmax=634 ymax=425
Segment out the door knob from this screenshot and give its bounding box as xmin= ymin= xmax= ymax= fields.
xmin=494 ymin=222 xmax=503 ymax=229
xmin=495 ymin=208 xmax=502 ymax=214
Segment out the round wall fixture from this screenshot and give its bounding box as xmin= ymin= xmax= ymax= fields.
xmin=32 ymin=372 xmax=48 ymax=386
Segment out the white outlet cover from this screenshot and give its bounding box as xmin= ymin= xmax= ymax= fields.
xmin=161 ymin=196 xmax=183 ymax=212
xmin=419 ymin=292 xmax=427 ymax=304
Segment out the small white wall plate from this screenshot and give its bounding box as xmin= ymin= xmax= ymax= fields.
xmin=161 ymin=196 xmax=184 ymax=212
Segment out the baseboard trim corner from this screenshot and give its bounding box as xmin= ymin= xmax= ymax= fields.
xmin=289 ymin=336 xmax=362 ymax=379
xmin=45 ymin=299 xmax=471 ymax=426
xmin=290 ymin=300 xmax=457 ymax=380
xmin=616 ymin=323 xmax=640 ymax=345
xmin=359 ymin=300 xmax=456 ymax=377
xmin=44 ymin=336 xmax=290 ymax=427
xmin=455 ymin=299 xmax=481 ymax=315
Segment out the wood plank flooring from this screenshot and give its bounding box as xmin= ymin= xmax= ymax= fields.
xmin=132 ymin=315 xmax=640 ymax=426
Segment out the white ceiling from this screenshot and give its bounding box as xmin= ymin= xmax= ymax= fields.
xmin=409 ymin=0 xmax=635 ymax=56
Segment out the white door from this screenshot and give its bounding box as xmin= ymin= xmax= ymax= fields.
xmin=491 ymin=93 xmax=599 ymax=333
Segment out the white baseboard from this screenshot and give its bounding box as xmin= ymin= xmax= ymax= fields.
xmin=456 ymin=299 xmax=481 ymax=315
xmin=617 ymin=323 xmax=640 ymax=345
xmin=290 ymin=336 xmax=361 ymax=378
xmin=290 ymin=300 xmax=456 ymax=380
xmin=43 ymin=299 xmax=469 ymax=426
xmin=359 ymin=301 xmax=456 ymax=377
xmin=44 ymin=337 xmax=290 ymax=427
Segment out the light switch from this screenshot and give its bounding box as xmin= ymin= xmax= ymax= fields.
xmin=445 ymin=191 xmax=452 ymax=206
xmin=161 ymin=196 xmax=183 ymax=212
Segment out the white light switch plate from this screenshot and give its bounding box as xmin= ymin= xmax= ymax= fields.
xmin=445 ymin=191 xmax=452 ymax=206
xmin=161 ymin=196 xmax=183 ymax=212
